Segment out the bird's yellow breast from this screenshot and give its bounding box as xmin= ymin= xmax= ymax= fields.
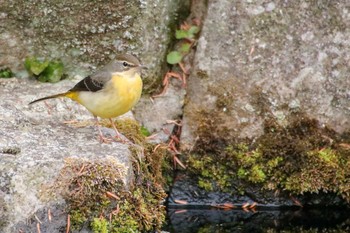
xmin=75 ymin=74 xmax=142 ymax=118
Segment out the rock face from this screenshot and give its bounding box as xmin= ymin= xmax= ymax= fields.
xmin=172 ymin=0 xmax=350 ymax=210
xmin=0 ymin=77 xmax=133 ymax=232
xmin=181 ymin=0 xmax=350 ymax=149
xmin=0 ymin=0 xmax=188 ymax=145
xmin=134 ymin=81 xmax=186 ymax=143
xmin=0 ymin=0 xmax=188 ymax=86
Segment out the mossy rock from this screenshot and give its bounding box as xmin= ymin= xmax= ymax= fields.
xmin=49 ymin=119 xmax=172 ymax=232
xmin=187 ymin=114 xmax=350 ymax=205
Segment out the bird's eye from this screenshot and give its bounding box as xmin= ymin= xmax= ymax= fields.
xmin=122 ymin=61 xmax=129 ymax=67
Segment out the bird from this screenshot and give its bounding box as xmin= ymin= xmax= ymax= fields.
xmin=29 ymin=54 xmax=144 ymax=143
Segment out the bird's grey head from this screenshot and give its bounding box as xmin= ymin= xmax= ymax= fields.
xmin=111 ymin=54 xmax=141 ymax=73
xmin=104 ymin=54 xmax=147 ymax=78
xmin=116 ymin=54 xmax=141 ymax=67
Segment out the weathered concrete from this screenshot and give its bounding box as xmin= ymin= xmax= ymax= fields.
xmin=181 ymin=0 xmax=350 ymax=149
xmin=0 ymin=77 xmax=132 ymax=232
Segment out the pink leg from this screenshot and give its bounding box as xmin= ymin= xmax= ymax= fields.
xmin=94 ymin=116 xmax=111 ymax=143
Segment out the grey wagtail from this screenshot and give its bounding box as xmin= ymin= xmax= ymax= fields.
xmin=29 ymin=54 xmax=144 ymax=142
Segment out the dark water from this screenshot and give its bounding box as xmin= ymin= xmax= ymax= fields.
xmin=163 ymin=206 xmax=350 ymax=233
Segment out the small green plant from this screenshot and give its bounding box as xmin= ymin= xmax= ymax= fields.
xmin=24 ymin=56 xmax=65 ymax=83
xmin=91 ymin=218 xmax=109 ymax=233
xmin=166 ymin=23 xmax=200 ymax=65
xmin=140 ymin=126 xmax=151 ymax=137
xmin=0 ymin=67 xmax=14 ymax=78
xmin=153 ymin=21 xmax=201 ymax=97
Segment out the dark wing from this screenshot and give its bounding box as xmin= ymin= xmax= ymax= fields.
xmin=69 ymin=71 xmax=111 ymax=92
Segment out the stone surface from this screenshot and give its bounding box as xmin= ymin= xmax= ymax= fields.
xmin=0 ymin=0 xmax=190 ymax=145
xmin=181 ymin=0 xmax=350 ymax=149
xmin=134 ymin=80 xmax=185 ymax=143
xmin=0 ymin=0 xmax=189 ymax=87
xmin=0 ymin=77 xmax=132 ymax=232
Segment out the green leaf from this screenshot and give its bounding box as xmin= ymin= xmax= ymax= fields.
xmin=0 ymin=67 xmax=14 ymax=78
xmin=175 ymin=29 xmax=189 ymax=39
xmin=140 ymin=126 xmax=151 ymax=137
xmin=24 ymin=57 xmax=49 ymax=75
xmin=176 ymin=26 xmax=200 ymax=40
xmin=38 ymin=60 xmax=64 ymax=83
xmin=166 ymin=51 xmax=183 ymax=65
xmin=188 ymin=26 xmax=200 ymax=37
xmin=179 ymin=43 xmax=191 ymax=53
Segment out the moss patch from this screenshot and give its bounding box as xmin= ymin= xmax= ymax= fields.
xmin=108 ymin=119 xmax=174 ymax=191
xmin=0 ymin=67 xmax=14 ymax=78
xmin=187 ymin=114 xmax=350 ymax=203
xmin=51 ymin=119 xmax=171 ymax=232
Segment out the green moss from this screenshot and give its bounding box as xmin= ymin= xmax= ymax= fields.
xmin=317 ymin=148 xmax=338 ymax=165
xmin=107 ymin=119 xmax=173 ymax=188
xmin=249 ymin=165 xmax=266 ymax=183
xmin=91 ymin=218 xmax=109 ymax=233
xmin=51 ymin=119 xmax=170 ymax=232
xmin=266 ymin=157 xmax=283 ymax=170
xmin=198 ymin=178 xmax=213 ymax=191
xmin=237 ymin=167 xmax=248 ymax=179
xmin=70 ymin=210 xmax=87 ymax=230
xmin=187 ymin=115 xmax=350 ymax=203
xmin=188 ymin=152 xmax=235 ymax=192
xmin=105 ymin=119 xmax=146 ymax=145
xmin=0 ymin=67 xmax=14 ymax=78
xmin=282 ymin=147 xmax=344 ymax=194
xmin=110 ymin=200 xmax=139 ymax=232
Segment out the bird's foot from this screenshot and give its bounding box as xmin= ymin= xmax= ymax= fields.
xmin=113 ymin=133 xmax=131 ymax=144
xmin=98 ymin=134 xmax=113 ymax=144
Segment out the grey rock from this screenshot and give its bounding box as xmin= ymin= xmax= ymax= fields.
xmin=181 ymin=0 xmax=350 ymax=149
xmin=0 ymin=0 xmax=190 ymax=147
xmin=0 ymin=0 xmax=188 ymax=81
xmin=134 ymin=80 xmax=185 ymax=143
xmin=0 ymin=78 xmax=133 ymax=232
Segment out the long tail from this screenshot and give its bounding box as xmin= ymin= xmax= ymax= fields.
xmin=29 ymin=93 xmax=67 ymax=105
